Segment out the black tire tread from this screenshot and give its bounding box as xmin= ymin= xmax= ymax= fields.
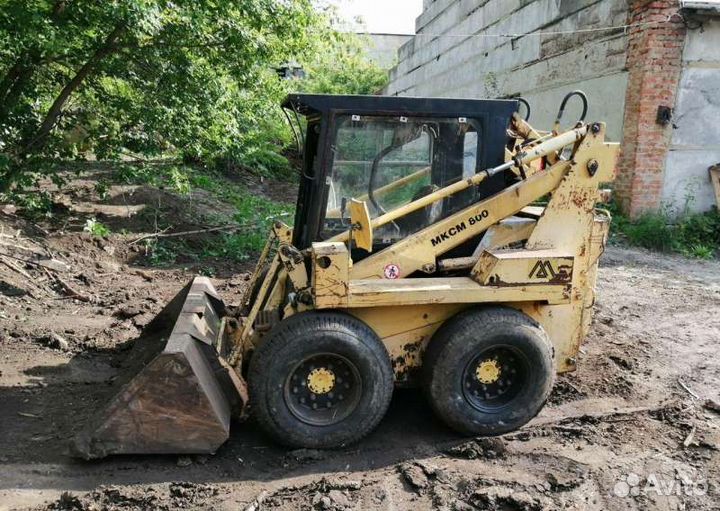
xmin=423 ymin=306 xmax=554 ymax=435
xmin=248 ymin=311 xmax=393 ymax=448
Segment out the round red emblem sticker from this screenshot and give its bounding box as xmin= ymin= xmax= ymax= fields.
xmin=383 ymin=264 xmax=400 ymax=279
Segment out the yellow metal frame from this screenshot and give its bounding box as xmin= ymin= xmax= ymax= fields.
xmin=233 ymin=117 xmax=619 ymax=380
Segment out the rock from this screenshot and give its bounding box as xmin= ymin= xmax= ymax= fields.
xmin=703 ymin=399 xmax=720 ymax=414
xmin=114 ymin=306 xmax=142 ymax=319
xmin=451 ymin=499 xmax=476 ymax=511
xmin=52 ymin=333 xmax=70 ymax=351
xmin=398 ymin=462 xmax=429 ymax=489
xmin=546 ymin=466 xmax=587 ymax=491
xmin=312 ymin=492 xmax=323 ymax=506
xmin=327 ymin=489 xmax=351 ymax=508
xmin=134 ymin=269 xmax=154 ymax=281
xmin=95 ymin=260 xmax=120 ymax=272
xmin=41 ymin=332 xmax=70 ymax=351
xmin=469 ymin=488 xmax=544 ymax=511
xmin=445 ymin=437 xmax=506 ymax=459
xmin=1 ymin=204 xmax=17 ymax=215
xmin=132 ymin=313 xmax=154 ymax=329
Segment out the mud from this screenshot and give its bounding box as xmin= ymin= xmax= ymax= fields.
xmin=1 ymin=174 xmax=719 ymax=510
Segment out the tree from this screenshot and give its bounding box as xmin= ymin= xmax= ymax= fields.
xmin=0 ymin=0 xmax=321 ymax=191
xmin=299 ymin=31 xmax=389 ymax=96
xmin=0 ymin=1 xmax=389 ymax=193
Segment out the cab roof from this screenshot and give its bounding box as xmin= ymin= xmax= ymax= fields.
xmin=282 ymin=93 xmax=518 ymax=119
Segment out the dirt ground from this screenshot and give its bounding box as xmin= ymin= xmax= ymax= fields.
xmin=1 ymin=176 xmax=719 ymax=511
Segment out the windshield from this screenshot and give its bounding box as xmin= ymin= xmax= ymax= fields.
xmin=323 ymin=115 xmax=481 ymax=242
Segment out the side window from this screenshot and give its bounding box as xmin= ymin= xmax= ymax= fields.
xmin=327 ymin=119 xmax=432 ymax=219
xmin=376 ymin=132 xmax=432 ymax=212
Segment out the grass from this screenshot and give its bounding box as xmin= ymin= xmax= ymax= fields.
xmin=115 ymin=162 xmax=294 ymax=266
xmin=187 ymin=167 xmax=294 ymax=259
xmin=83 ymin=218 xmax=111 ymax=237
xmin=610 ymin=203 xmax=720 ymax=260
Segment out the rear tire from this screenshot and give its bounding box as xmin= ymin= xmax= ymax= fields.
xmin=248 ymin=311 xmax=393 ymax=448
xmin=423 ymin=306 xmax=554 ymax=436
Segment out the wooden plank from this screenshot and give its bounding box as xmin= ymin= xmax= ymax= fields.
xmin=519 ymin=205 xmax=546 ymax=217
xmin=710 ymin=164 xmax=720 ymax=208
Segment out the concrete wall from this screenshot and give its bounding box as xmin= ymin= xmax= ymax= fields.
xmin=363 ymin=34 xmax=413 ymax=69
xmin=386 ymin=0 xmax=630 ymax=141
xmin=661 ymin=18 xmax=720 ymax=213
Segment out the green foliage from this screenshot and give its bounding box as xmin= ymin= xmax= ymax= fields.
xmin=1 ymin=0 xmax=382 ymax=190
xmin=94 ymin=180 xmax=110 ymax=199
xmin=188 ymin=166 xmax=294 ymax=256
xmin=144 ymin=239 xmax=178 ymax=267
xmin=113 ymin=163 xmax=293 ymax=264
xmin=299 ymin=32 xmax=388 ymax=95
xmin=688 ymin=244 xmax=714 ymax=259
xmin=611 ymin=205 xmax=720 ymax=259
xmin=83 ymin=217 xmax=111 ymax=237
xmin=167 ymin=167 xmax=190 ymax=195
xmin=4 ymin=189 xmax=54 ymax=219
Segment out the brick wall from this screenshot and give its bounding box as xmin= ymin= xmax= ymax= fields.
xmin=615 ymin=0 xmax=686 ymax=216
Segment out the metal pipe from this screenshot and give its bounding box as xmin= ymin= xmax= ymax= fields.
xmin=518 ymin=125 xmax=588 ymax=165
xmin=327 ymin=166 xmax=430 ymax=218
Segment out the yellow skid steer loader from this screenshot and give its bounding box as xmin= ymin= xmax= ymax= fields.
xmin=74 ymin=92 xmax=618 ymax=458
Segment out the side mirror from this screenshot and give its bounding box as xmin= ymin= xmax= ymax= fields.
xmin=349 ymin=199 xmax=373 ymax=252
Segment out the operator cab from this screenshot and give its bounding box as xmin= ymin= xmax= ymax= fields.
xmin=282 ymin=94 xmax=519 ymax=253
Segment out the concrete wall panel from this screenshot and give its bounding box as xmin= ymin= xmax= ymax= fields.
xmin=671 ymin=67 xmax=720 ymax=149
xmin=386 ymin=0 xmax=630 ymax=140
xmin=662 ymin=150 xmax=718 ymax=212
xmin=662 ymin=19 xmax=720 ymax=213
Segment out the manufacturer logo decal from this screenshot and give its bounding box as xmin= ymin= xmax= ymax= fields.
xmin=529 ymin=260 xmax=557 ymax=279
xmin=383 ymin=264 xmax=400 ymax=279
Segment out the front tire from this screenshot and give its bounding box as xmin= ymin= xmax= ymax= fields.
xmin=248 ymin=312 xmax=393 ymax=448
xmin=423 ymin=306 xmax=554 ymax=435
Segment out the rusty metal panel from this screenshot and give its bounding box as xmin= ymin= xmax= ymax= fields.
xmin=72 ymin=278 xmax=246 ymax=459
xmin=312 ymin=242 xmax=350 ymax=309
xmin=471 ymin=248 xmax=574 ymax=288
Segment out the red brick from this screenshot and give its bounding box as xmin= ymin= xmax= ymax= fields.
xmin=615 ymin=0 xmax=684 ymax=218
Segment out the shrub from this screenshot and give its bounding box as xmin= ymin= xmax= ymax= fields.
xmin=612 ymin=206 xmax=720 ymax=259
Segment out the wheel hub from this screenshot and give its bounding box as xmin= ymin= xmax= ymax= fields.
xmin=307 ymin=367 xmax=336 ymax=394
xmin=475 ymin=359 xmax=501 ymax=384
xmin=462 ymin=346 xmax=528 ymax=412
xmin=284 ymin=353 xmax=362 ymax=426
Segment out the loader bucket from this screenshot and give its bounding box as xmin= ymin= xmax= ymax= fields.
xmin=72 ymin=277 xmax=247 ymax=459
